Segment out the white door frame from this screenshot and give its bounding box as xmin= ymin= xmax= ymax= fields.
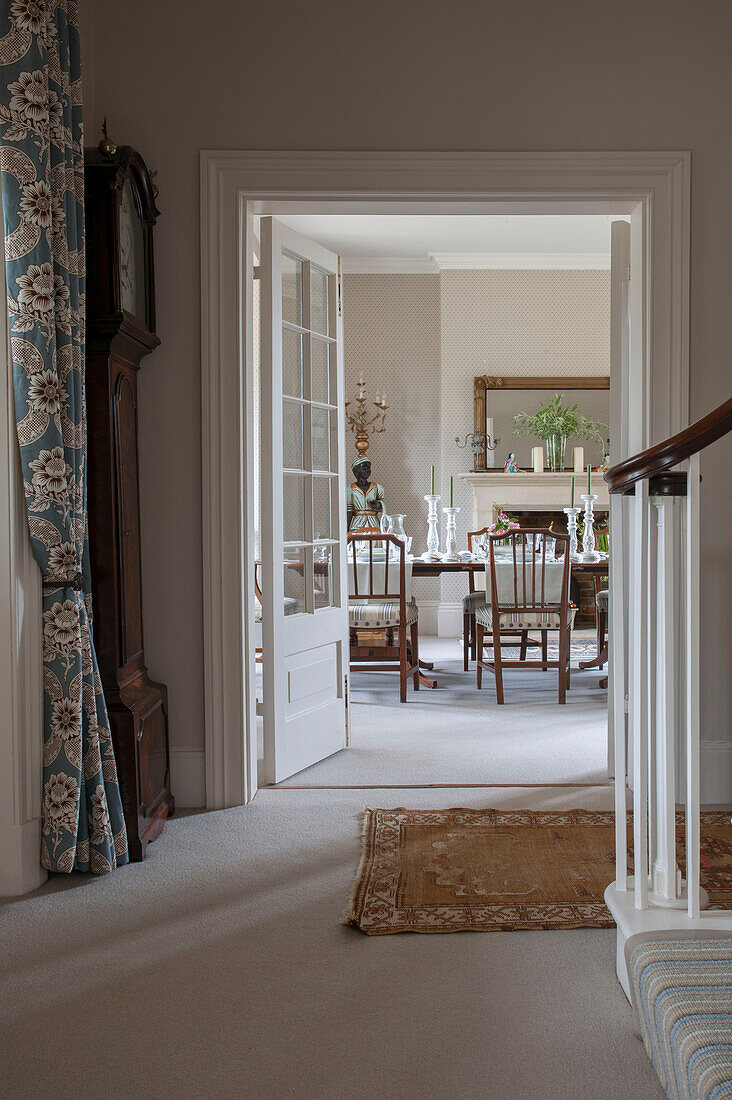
xmin=200 ymin=150 xmax=690 ymax=810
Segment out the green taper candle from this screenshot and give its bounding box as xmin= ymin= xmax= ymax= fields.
xmin=449 ymin=475 xmax=454 ymax=507
xmin=430 ymin=464 xmax=435 ymax=494
xmin=587 ymin=463 xmax=591 ymax=495
xmin=570 ymin=476 xmax=575 ymax=507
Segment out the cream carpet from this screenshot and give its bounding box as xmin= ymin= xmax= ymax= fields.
xmin=273 ymin=636 xmax=609 ymax=787
xmin=0 ymin=785 xmax=663 ymax=1099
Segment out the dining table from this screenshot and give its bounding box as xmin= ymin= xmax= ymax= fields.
xmin=411 ymin=557 xmax=608 ymax=578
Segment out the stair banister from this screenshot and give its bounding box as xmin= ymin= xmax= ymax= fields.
xmin=603 ymin=396 xmax=732 ymax=1000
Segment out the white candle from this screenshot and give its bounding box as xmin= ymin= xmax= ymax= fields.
xmin=573 ymin=446 xmax=584 ymax=474
xmin=532 ymin=446 xmax=544 ymax=473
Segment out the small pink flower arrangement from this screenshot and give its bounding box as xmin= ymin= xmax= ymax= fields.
xmin=489 ymin=511 xmax=521 ymax=537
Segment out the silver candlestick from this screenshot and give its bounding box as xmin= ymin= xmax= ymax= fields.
xmin=581 ymin=494 xmax=601 ymax=562
xmin=563 ymin=506 xmax=581 ymax=561
xmin=442 ymin=506 xmax=461 ymax=562
xmin=422 ymin=494 xmax=442 ymax=561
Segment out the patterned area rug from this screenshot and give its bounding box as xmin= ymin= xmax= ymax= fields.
xmin=345 ymin=808 xmax=732 ymax=935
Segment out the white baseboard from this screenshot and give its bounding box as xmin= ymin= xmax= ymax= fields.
xmin=415 ymin=599 xmax=439 ymax=636
xmin=437 ymin=601 xmax=463 ymax=638
xmin=170 ymin=749 xmax=206 ymax=809
xmin=700 ymin=740 xmax=732 ymax=805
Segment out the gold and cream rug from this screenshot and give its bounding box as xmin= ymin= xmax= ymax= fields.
xmin=344 ymin=807 xmax=732 ymax=935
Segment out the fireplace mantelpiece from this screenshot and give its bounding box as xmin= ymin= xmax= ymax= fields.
xmin=460 ymin=472 xmax=610 ymax=529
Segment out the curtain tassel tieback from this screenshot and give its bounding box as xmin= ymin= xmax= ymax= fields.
xmin=43 ymin=572 xmax=85 ymax=593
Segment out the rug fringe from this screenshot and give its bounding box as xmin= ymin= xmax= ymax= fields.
xmin=341 ymin=808 xmax=373 ymax=928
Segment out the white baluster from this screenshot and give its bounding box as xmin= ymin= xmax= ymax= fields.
xmin=649 ymin=496 xmax=683 ymax=905
xmin=686 ymin=453 xmax=702 ymax=918
xmin=631 ymin=480 xmax=650 ymax=910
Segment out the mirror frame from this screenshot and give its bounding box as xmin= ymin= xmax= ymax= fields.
xmin=472 ymin=375 xmax=610 ymax=471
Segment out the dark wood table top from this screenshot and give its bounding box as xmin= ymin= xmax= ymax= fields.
xmin=411 ymin=557 xmax=608 ymax=576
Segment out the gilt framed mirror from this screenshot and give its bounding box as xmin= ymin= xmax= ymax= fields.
xmin=472 ymin=375 xmax=610 ymax=471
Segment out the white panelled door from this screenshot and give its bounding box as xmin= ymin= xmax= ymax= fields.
xmin=260 ymin=218 xmax=348 ymax=783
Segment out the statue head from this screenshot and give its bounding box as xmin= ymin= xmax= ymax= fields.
xmin=352 ymin=456 xmax=371 ymax=483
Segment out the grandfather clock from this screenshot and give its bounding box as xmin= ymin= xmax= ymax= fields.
xmin=84 ymin=141 xmax=174 ymax=860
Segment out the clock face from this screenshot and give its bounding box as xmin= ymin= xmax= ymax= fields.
xmin=119 ymin=177 xmax=147 ymax=322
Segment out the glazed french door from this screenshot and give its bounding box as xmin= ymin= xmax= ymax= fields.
xmin=259 ymin=217 xmax=349 ymax=783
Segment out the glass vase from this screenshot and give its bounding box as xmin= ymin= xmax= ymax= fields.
xmin=545 ymin=434 xmax=567 ymax=472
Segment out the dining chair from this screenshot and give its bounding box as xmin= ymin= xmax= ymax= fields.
xmin=475 ymin=528 xmax=575 ymax=704
xmin=463 ymin=527 xmax=535 ymax=669
xmin=347 ymin=530 xmax=420 ymax=702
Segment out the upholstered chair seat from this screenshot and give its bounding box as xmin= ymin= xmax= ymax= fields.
xmin=462 ymin=589 xmax=489 ymax=614
xmin=349 ymin=597 xmax=419 ymax=629
xmin=475 ymin=604 xmax=578 ymax=631
xmin=595 ymin=588 xmax=609 ymax=613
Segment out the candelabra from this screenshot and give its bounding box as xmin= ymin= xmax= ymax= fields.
xmin=580 ymin=494 xmax=601 ymax=562
xmin=345 ymin=374 xmax=388 ymax=456
xmin=422 ymin=495 xmax=441 ymax=561
xmin=563 ymin=506 xmax=581 ymax=561
xmin=442 ymin=506 xmax=461 ymax=562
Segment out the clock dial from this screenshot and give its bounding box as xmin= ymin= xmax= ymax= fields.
xmin=119 ymin=177 xmax=147 ymax=321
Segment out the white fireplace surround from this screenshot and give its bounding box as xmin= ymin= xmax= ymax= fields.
xmin=460 ymin=471 xmax=610 ymax=530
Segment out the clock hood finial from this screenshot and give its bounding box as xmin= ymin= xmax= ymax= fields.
xmin=98 ymin=116 xmax=117 ymax=159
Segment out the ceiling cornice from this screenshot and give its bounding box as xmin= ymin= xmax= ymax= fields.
xmin=342 ymin=252 xmax=611 ymax=274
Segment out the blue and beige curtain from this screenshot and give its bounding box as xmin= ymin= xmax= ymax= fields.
xmin=0 ymin=0 xmax=127 ymax=873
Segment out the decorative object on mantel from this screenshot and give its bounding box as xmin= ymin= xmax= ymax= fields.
xmin=532 ymin=446 xmax=544 ymax=473
xmin=455 ymin=429 xmax=499 ymax=470
xmin=344 ymin=807 xmax=732 ymax=935
xmin=504 ymin=452 xmax=518 ymax=472
xmin=442 ymin=479 xmax=460 ymax=561
xmin=573 ymin=446 xmax=584 ymax=474
xmin=512 ymin=394 xmax=608 ymax=473
xmin=345 ymin=372 xmax=388 ymax=457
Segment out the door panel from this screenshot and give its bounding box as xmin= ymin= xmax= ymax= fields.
xmin=260 ymin=217 xmax=348 ymax=783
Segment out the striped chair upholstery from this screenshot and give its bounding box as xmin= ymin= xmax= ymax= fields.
xmin=349 ymin=597 xmax=418 ymax=629
xmin=626 ymin=931 xmax=732 ymax=1100
xmin=475 ymin=605 xmax=577 ymax=631
xmin=596 ymin=587 xmax=609 ymax=613
xmin=463 ymin=589 xmax=489 ymax=614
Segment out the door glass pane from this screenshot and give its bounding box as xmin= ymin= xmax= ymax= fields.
xmin=282 ymin=327 xmax=302 ymax=398
xmin=312 ymin=476 xmax=334 ymax=540
xmin=310 ymin=267 xmax=329 ymax=336
xmin=311 ymin=407 xmax=336 ymax=472
xmin=314 ymin=544 xmax=335 ymax=610
xmin=311 ymin=337 xmax=332 ymax=405
xmin=282 ymin=400 xmax=303 ymax=469
xmin=282 ymin=254 xmax=302 ymax=326
xmin=284 ymin=551 xmax=307 ymax=616
xmin=283 ymin=473 xmax=305 ymax=542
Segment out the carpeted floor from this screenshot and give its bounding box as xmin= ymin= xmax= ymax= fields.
xmin=0 ymin=785 xmax=664 ymax=1100
xmin=272 ymin=635 xmax=610 ymax=787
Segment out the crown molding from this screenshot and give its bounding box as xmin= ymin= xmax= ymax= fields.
xmin=341 ymin=257 xmax=438 ymax=274
xmin=430 ymin=252 xmax=610 ymax=270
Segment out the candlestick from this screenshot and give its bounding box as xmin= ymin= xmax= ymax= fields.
xmin=587 ymin=463 xmax=591 ymax=495
xmin=570 ymin=475 xmax=575 ymax=508
xmin=430 ymin=464 xmax=435 ymax=495
xmin=422 ymin=494 xmax=441 ymax=561
xmin=449 ymin=475 xmax=453 ymax=507
xmin=563 ymin=506 xmax=581 ymax=561
xmin=442 ymin=506 xmax=461 ymax=562
xmin=580 ymin=494 xmax=600 ymax=562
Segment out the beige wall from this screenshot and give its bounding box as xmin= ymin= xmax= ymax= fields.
xmin=80 ymin=0 xmax=732 ymax=774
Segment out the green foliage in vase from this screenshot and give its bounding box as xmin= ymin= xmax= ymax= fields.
xmin=512 ymin=393 xmax=607 ymax=446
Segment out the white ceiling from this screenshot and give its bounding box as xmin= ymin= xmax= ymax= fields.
xmin=273 ymin=214 xmax=622 ymax=272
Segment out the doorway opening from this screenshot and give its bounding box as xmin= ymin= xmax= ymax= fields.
xmin=199 ymin=150 xmax=690 ymax=813
xmin=252 ymin=211 xmax=623 ymax=790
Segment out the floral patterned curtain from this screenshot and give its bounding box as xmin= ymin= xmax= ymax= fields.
xmin=0 ymin=0 xmax=127 ymax=873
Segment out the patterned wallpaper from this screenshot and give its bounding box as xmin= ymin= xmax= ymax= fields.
xmin=344 ymin=269 xmax=610 ymax=607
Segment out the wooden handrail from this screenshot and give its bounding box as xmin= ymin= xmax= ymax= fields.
xmin=605 ymin=396 xmax=732 ymax=494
